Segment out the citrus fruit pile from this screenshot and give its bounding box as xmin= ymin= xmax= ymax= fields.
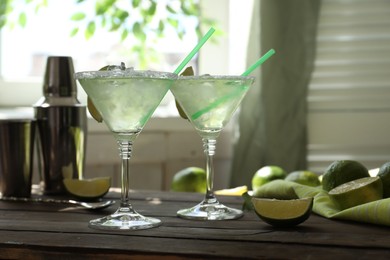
xmin=251 ymin=165 xmax=320 ymax=191
xmin=247 ymin=160 xmax=389 ymax=227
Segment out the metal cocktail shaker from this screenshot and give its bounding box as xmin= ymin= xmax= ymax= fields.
xmin=34 ymin=56 xmax=87 ymax=195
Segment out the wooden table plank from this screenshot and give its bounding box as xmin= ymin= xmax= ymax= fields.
xmin=0 ymin=190 xmax=389 ymax=259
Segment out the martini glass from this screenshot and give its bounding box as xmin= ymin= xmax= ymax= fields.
xmin=75 ymin=66 xmax=176 ymax=230
xmin=171 ymin=75 xmax=255 ymax=220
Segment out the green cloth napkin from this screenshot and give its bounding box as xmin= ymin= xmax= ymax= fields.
xmin=253 ymin=180 xmax=390 ymax=226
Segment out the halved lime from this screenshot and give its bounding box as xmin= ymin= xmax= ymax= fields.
xmin=63 ymin=177 xmax=111 ymax=201
xmin=251 ymin=197 xmax=313 ymax=227
xmin=328 ymin=176 xmax=383 ymax=210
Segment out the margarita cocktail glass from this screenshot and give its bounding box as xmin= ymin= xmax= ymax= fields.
xmin=75 ymin=66 xmax=176 ymax=230
xmin=171 ymin=75 xmax=255 ymax=220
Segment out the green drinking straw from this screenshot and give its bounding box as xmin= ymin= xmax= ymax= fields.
xmin=190 ymin=49 xmax=276 ymax=120
xmin=173 ymin=27 xmax=216 ymax=75
xmin=241 ymin=48 xmax=276 ymax=76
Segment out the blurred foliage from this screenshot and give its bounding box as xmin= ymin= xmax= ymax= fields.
xmin=0 ymin=0 xmax=217 ymax=68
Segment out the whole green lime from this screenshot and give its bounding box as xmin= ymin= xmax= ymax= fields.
xmin=285 ymin=171 xmax=320 ymax=187
xmin=322 ymin=160 xmax=370 ymax=192
xmin=377 ymin=162 xmax=390 ymax=198
xmin=252 ymin=166 xmax=287 ymax=191
xmin=171 ymin=167 xmax=206 ymax=193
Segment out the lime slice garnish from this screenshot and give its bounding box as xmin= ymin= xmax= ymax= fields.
xmin=175 ymin=66 xmax=194 ymax=119
xmin=86 ymin=63 xmax=127 ymax=123
xmin=251 ymin=197 xmax=313 ymax=227
xmin=87 ymin=97 xmax=103 ymax=123
xmin=328 ymin=176 xmax=383 ymax=210
xmin=63 ymin=177 xmax=111 ymax=201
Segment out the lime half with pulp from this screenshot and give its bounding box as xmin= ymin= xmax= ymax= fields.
xmin=328 ymin=176 xmax=383 ymax=210
xmin=63 ymin=177 xmax=111 ymax=201
xmin=251 ymin=197 xmax=313 ymax=227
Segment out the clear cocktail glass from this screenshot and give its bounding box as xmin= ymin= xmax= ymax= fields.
xmin=75 ymin=66 xmax=177 ymax=230
xmin=171 ymin=75 xmax=255 ymax=220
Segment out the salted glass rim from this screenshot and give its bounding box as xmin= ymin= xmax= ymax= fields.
xmin=175 ymin=75 xmax=255 ymax=81
xmin=74 ymin=69 xmax=178 ymax=80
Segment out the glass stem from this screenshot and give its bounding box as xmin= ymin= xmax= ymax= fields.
xmin=203 ymin=138 xmax=217 ymax=203
xmin=118 ymin=140 xmax=133 ymax=208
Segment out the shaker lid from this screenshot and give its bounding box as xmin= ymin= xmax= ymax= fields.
xmin=43 ymin=56 xmax=77 ymax=97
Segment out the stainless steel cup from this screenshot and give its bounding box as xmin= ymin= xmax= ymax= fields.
xmin=0 ymin=119 xmax=35 ymax=197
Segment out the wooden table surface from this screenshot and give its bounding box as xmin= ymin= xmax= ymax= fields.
xmin=0 ymin=189 xmax=389 ymax=259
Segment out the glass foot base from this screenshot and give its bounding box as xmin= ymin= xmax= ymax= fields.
xmin=89 ymin=206 xmax=161 ymax=230
xmin=177 ymin=199 xmax=243 ymax=220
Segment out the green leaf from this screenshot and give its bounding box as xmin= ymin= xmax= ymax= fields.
xmin=166 ymin=5 xmax=176 ymax=14
xmin=96 ymin=0 xmax=116 ymax=15
xmin=133 ymin=22 xmax=146 ymax=42
xmin=101 ymin=16 xmax=106 ymax=27
xmin=158 ymin=20 xmax=164 ymax=33
xmin=71 ymin=12 xmax=86 ymax=21
xmin=114 ymin=9 xmax=128 ymax=22
xmin=147 ymin=1 xmax=157 ymax=16
xmin=70 ymin=27 xmax=79 ymax=37
xmin=18 ymin=13 xmax=27 ymax=27
xmin=85 ymin=21 xmax=96 ymax=39
xmin=167 ymin=18 xmax=178 ymax=29
xmin=121 ymin=28 xmax=128 ymax=41
xmin=132 ymin=0 xmax=141 ymax=8
xmin=0 ymin=19 xmax=6 ymax=29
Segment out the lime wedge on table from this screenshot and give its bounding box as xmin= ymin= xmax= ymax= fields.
xmin=251 ymin=197 xmax=313 ymax=227
xmin=63 ymin=177 xmax=111 ymax=201
xmin=328 ymin=176 xmax=383 ymax=210
xmin=215 ymin=185 xmax=248 ymax=196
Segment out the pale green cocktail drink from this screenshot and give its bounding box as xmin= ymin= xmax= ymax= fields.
xmin=171 ymin=75 xmax=255 ymax=220
xmin=75 ymin=67 xmax=176 ymax=230
xmin=78 ymin=69 xmax=173 ymax=141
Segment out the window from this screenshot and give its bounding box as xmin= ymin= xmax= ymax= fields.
xmin=0 ymin=0 xmax=254 ymax=117
xmin=308 ymin=0 xmax=390 ymax=171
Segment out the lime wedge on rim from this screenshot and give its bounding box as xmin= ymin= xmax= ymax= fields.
xmin=328 ymin=176 xmax=383 ymax=210
xmin=251 ymin=197 xmax=313 ymax=227
xmin=86 ymin=64 xmax=126 ymax=123
xmin=63 ymin=177 xmax=111 ymax=201
xmin=174 ymin=66 xmax=194 ymax=119
xmin=87 ymin=97 xmax=103 ymax=123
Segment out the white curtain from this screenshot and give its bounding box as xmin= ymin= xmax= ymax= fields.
xmin=230 ymin=0 xmax=322 ymax=187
